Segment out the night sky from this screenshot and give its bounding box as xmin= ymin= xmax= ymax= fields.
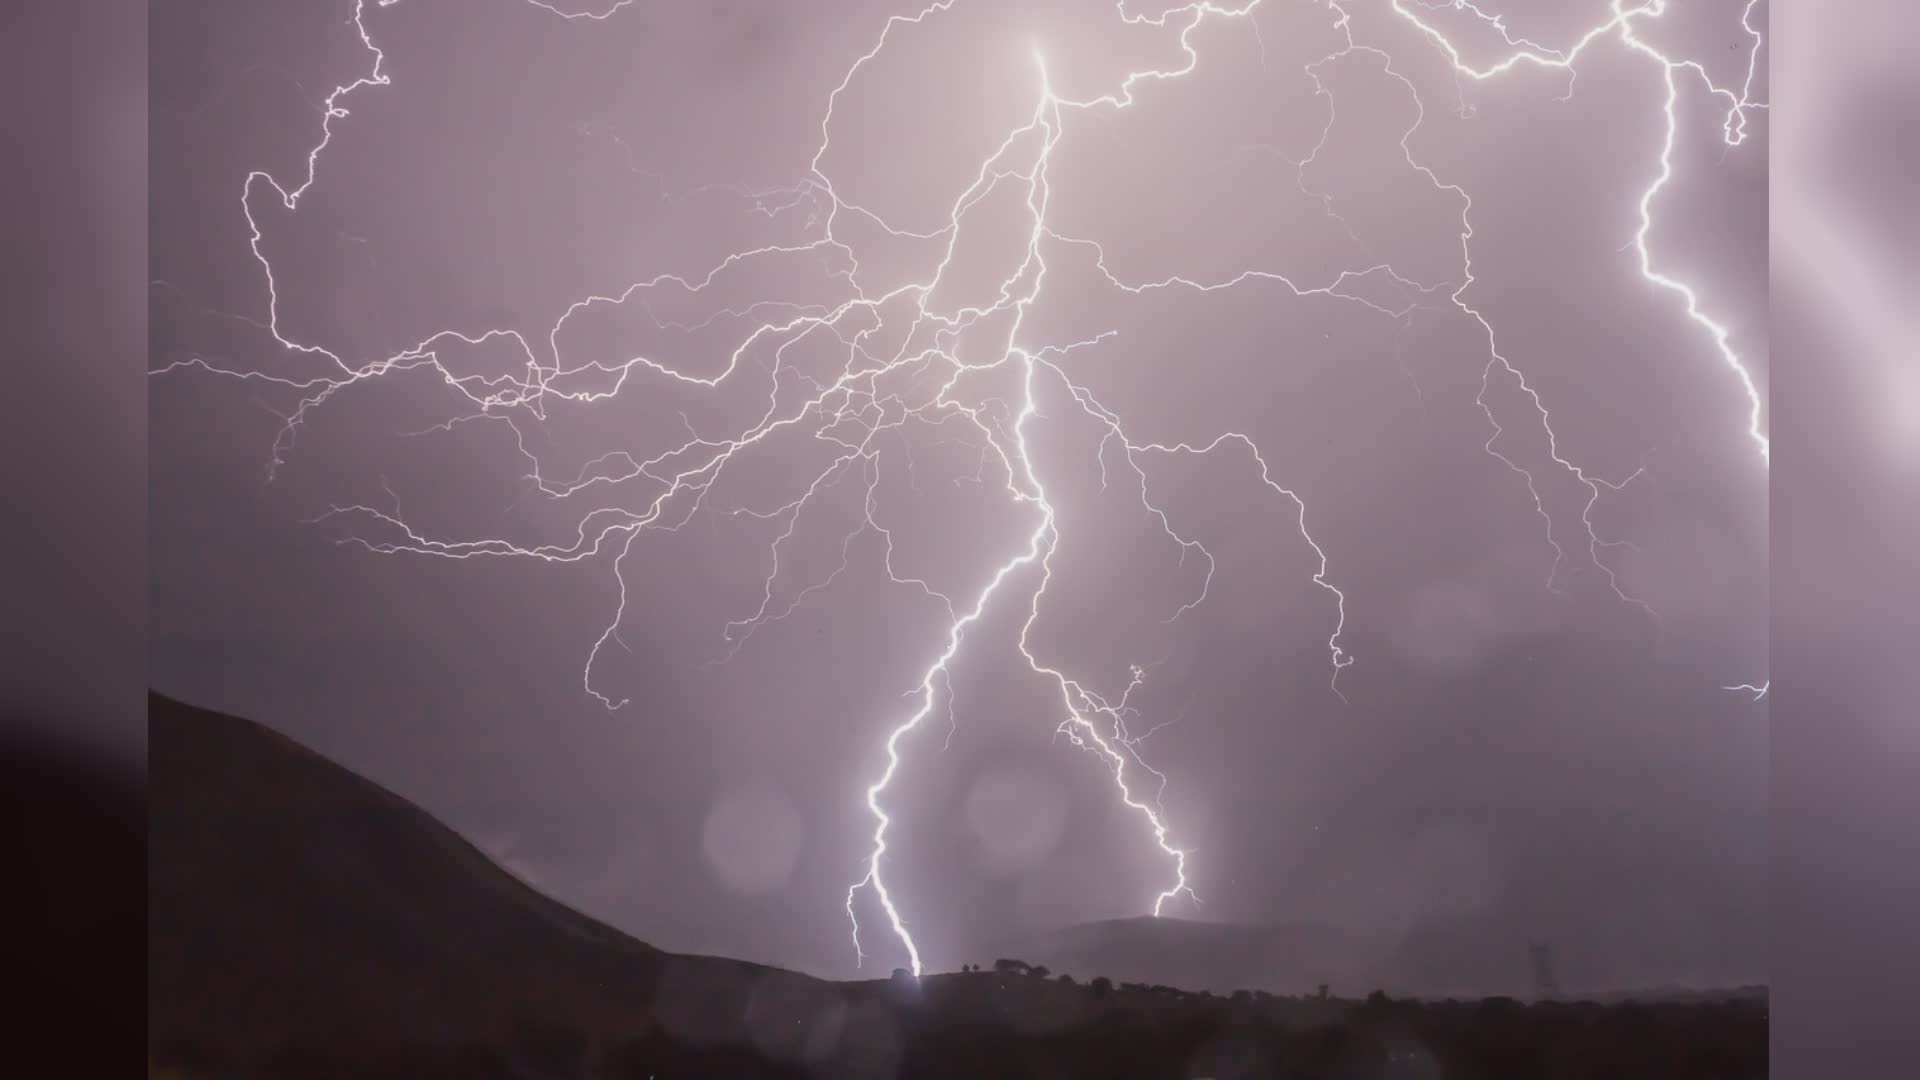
xmin=149 ymin=0 xmax=1769 ymax=990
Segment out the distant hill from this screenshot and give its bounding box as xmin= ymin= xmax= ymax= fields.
xmin=979 ymin=915 xmax=1459 ymax=999
xmin=979 ymin=915 xmax=1770 ymax=1002
xmin=147 ymin=692 xmax=832 ymax=1048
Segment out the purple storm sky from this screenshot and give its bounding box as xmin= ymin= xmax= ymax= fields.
xmin=150 ymin=0 xmax=1768 ymax=992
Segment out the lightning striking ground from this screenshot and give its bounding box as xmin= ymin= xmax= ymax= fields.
xmin=157 ymin=0 xmax=1769 ymax=976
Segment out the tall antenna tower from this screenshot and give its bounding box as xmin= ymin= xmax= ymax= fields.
xmin=1527 ymin=942 xmax=1559 ymax=1001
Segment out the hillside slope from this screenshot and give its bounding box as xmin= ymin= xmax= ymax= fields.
xmin=147 ymin=691 xmax=823 ymax=1046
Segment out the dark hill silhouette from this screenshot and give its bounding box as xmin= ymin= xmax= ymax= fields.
xmin=983 ymin=914 xmax=1558 ymax=1000
xmin=148 ymin=692 xmax=1765 ymax=1079
xmin=983 ymin=916 xmax=1404 ymax=998
xmin=148 ymin=691 xmax=828 ymax=1049
xmin=982 ymin=913 xmax=1770 ymax=1001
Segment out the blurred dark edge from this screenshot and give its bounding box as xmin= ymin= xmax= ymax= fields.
xmin=4 ymin=0 xmax=1919 ymax=1075
xmin=0 ymin=0 xmax=148 ymax=1072
xmin=1772 ymin=1 xmax=1920 ymax=1078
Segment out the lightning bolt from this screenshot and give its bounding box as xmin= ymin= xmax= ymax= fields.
xmin=156 ymin=0 xmax=1769 ymax=980
xmin=843 ymin=2 xmax=1376 ymax=972
xmin=1392 ymin=0 xmax=1767 ymax=460
xmin=1384 ymin=0 xmax=1770 ymax=692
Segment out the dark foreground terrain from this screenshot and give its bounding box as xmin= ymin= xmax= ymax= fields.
xmin=149 ymin=693 xmax=1765 ymax=1079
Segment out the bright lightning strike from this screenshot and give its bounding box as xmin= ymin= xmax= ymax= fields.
xmin=1385 ymin=0 xmax=1770 ymax=692
xmin=158 ymin=0 xmax=1769 ymax=980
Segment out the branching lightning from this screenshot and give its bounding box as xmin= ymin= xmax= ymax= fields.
xmin=157 ymin=0 xmax=1769 ymax=977
xmin=1385 ymin=0 xmax=1770 ymax=691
